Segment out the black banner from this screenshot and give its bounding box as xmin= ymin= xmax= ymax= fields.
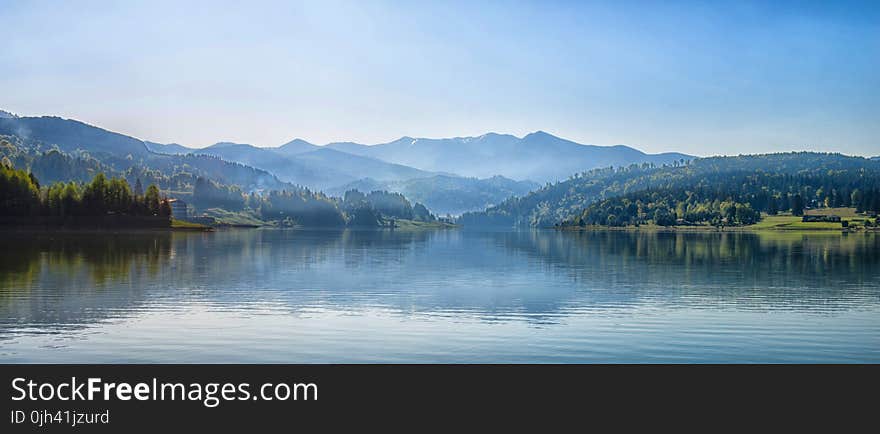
xmin=1 ymin=365 xmax=875 ymax=431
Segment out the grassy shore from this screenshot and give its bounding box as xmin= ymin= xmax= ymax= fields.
xmin=170 ymin=218 xmax=213 ymax=231
xmin=200 ymin=208 xmax=268 ymax=226
xmin=751 ymin=208 xmax=876 ymax=231
xmin=385 ymin=219 xmax=457 ymax=230
xmin=558 ymin=208 xmax=878 ymax=233
xmin=748 ymin=215 xmax=840 ymax=230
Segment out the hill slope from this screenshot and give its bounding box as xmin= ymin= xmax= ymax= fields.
xmin=0 ymin=117 xmax=289 ymax=193
xmin=459 ymin=152 xmax=880 ymax=228
xmin=275 ymin=138 xmax=320 ymax=156
xmin=329 ymin=175 xmax=539 ymax=216
xmin=1 ymin=116 xmax=150 ymax=157
xmin=195 ymin=142 xmax=438 ymax=189
xmin=195 ymin=142 xmax=344 ymax=188
xmin=145 ymin=141 xmax=193 ymax=155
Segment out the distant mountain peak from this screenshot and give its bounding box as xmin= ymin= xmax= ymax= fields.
xmin=144 ymin=141 xmax=193 ymax=155
xmin=476 ymin=132 xmax=516 ymax=141
xmin=523 ymin=130 xmax=559 ymax=140
xmin=280 ymin=138 xmax=314 ymax=147
xmin=209 ymin=141 xmax=252 ymax=149
xmin=388 ymin=136 xmax=417 ymax=146
xmin=274 ymin=138 xmax=319 ymax=156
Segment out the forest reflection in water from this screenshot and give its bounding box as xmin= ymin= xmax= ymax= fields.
xmin=1 ymin=229 xmax=878 ymax=362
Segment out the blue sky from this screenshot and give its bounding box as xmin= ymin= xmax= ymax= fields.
xmin=3 ymin=0 xmax=878 ymax=156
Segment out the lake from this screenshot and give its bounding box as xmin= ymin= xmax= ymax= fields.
xmin=1 ymin=229 xmax=878 ymax=363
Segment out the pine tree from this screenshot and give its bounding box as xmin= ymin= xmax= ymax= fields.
xmin=791 ymin=194 xmax=804 ymax=216
xmin=134 ymin=178 xmax=144 ymax=197
xmin=145 ymin=184 xmax=161 ymax=216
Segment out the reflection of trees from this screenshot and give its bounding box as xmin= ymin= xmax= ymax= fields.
xmin=0 ymin=241 xmax=40 ymax=291
xmin=0 ymin=229 xmax=441 ymax=333
xmin=1 ymin=229 xmax=878 ymax=337
xmin=1 ymin=232 xmax=174 ymax=288
xmin=0 ymin=232 xmax=175 ymax=332
xmin=156 ymin=229 xmax=434 ymax=289
xmin=504 ymin=230 xmax=880 ymax=282
xmin=494 ymin=230 xmax=880 ymax=311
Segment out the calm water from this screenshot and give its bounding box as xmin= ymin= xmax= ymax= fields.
xmin=1 ymin=229 xmax=878 ymax=363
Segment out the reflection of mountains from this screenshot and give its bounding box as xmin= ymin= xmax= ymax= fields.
xmin=0 ymin=229 xmax=442 ymax=333
xmin=1 ymin=229 xmax=879 ymax=335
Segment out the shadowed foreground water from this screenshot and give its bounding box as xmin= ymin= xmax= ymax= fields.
xmin=1 ymin=229 xmax=878 ymax=362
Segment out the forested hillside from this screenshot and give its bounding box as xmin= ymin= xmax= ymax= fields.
xmin=0 ymin=160 xmax=169 ymax=220
xmin=460 ymin=153 xmax=880 ymax=228
xmin=329 ymin=175 xmax=538 ymax=216
xmin=0 ymin=135 xmax=291 ymax=194
xmin=0 ymin=116 xmax=289 ymax=193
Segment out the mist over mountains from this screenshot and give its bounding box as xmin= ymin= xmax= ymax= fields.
xmin=328 ymin=175 xmax=540 ymax=217
xmin=1 ymin=116 xmax=150 ymax=157
xmin=324 ymin=131 xmax=690 ymax=182
xmin=147 ymin=130 xmax=690 ymax=185
xmin=191 ymin=142 xmax=440 ymax=190
xmin=1 ymin=112 xmax=695 ymax=214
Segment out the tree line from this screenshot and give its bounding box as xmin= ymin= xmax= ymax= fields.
xmin=461 ymin=153 xmax=880 ymax=228
xmin=1 ymin=160 xmax=169 ymax=218
xmin=188 ymin=174 xmax=438 ymax=227
xmin=565 ymin=191 xmax=761 ymax=227
xmin=340 ymin=190 xmax=435 ymax=226
xmin=564 ymin=180 xmax=880 ymax=227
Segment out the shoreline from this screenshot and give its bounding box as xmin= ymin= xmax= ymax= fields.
xmin=555 ymin=210 xmax=878 ymax=234
xmin=554 ymin=224 xmax=878 ymax=233
xmin=0 ymin=219 xmax=456 ymax=234
xmin=0 ymin=226 xmax=213 ymax=234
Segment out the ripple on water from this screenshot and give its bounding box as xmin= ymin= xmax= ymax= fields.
xmin=0 ymin=230 xmax=878 ymax=362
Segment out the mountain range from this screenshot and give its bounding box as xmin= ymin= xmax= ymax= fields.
xmin=146 ymin=131 xmax=690 ymax=188
xmin=322 ymin=131 xmax=691 ymax=182
xmin=190 ymin=142 xmax=439 ymax=190
xmin=0 ymin=116 xmax=289 ymax=193
xmin=327 ymin=175 xmax=540 ymax=217
xmin=1 ymin=116 xmax=150 ymax=157
xmin=2 ymin=111 xmax=697 ymax=214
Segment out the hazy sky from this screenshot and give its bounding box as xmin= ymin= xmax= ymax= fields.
xmin=3 ymin=0 xmax=879 ymax=156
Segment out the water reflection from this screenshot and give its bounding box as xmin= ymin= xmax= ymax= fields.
xmin=0 ymin=233 xmax=173 ymax=332
xmin=1 ymin=229 xmax=878 ymax=362
xmin=494 ymin=231 xmax=880 ymax=312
